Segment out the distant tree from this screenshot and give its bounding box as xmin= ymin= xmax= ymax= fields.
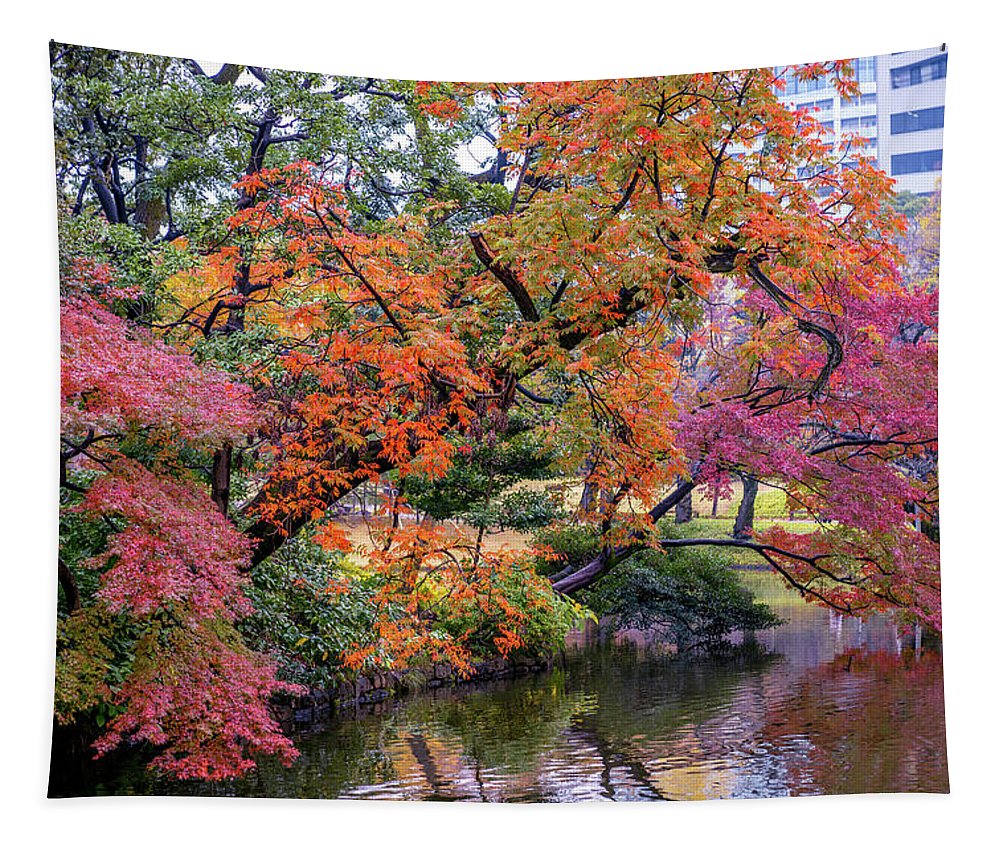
xmin=889 ymin=189 xmax=930 ymax=222
xmin=733 ymin=474 xmax=759 ymax=540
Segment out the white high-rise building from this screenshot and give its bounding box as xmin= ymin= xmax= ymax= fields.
xmin=875 ymin=46 xmax=948 ymax=195
xmin=778 ymin=56 xmax=879 ymax=182
xmin=775 ymin=48 xmax=946 ymax=197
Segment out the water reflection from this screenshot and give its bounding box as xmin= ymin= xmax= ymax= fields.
xmin=54 ymin=574 xmax=948 ymax=800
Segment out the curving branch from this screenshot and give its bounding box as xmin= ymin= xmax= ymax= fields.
xmin=312 ymin=207 xmax=408 ymax=339
xmin=514 ymin=383 xmax=555 ymax=405
xmin=746 ymin=260 xmax=842 ymax=398
xmin=653 ymin=537 xmax=901 ymax=614
xmin=246 ymin=66 xmax=270 ymax=84
xmin=469 ymin=232 xmax=540 ymax=322
xmin=184 ymin=60 xmax=243 ymax=85
xmin=244 ymin=445 xmax=392 ymax=568
xmin=795 ymin=318 xmax=843 ymax=398
xmin=550 ymin=479 xmax=697 ymax=595
xmin=552 ymin=527 xmax=899 ymax=616
xmin=810 ymin=435 xmax=936 ymax=456
xmin=648 ymin=479 xmax=697 ymax=524
xmin=359 ymin=79 xmax=407 ymax=103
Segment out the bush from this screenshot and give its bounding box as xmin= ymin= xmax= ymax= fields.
xmin=243 ymin=540 xmax=386 ymax=688
xmin=585 ymin=547 xmax=781 ymax=652
xmin=530 ymin=524 xmax=601 ymax=576
xmin=401 ymin=424 xmax=557 ymax=531
xmin=496 ymin=489 xmax=562 ymax=532
xmin=436 ymin=565 xmax=586 ymax=659
xmin=244 ymin=536 xmax=584 ymax=683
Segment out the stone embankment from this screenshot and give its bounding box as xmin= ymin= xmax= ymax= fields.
xmin=273 ymin=656 xmax=554 ymax=728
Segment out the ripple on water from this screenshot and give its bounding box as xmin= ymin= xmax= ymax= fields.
xmin=54 ymin=580 xmax=948 ymax=800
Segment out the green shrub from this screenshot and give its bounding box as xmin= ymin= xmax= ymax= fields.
xmin=244 ymin=536 xmax=584 ymax=683
xmin=243 ymin=539 xmax=388 ymax=688
xmin=530 ymin=524 xmax=601 ymax=576
xmin=436 ymin=566 xmax=586 ymax=659
xmin=496 ymin=489 xmax=561 ymax=532
xmin=582 ymin=547 xmax=781 ymax=653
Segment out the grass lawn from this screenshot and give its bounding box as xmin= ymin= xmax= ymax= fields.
xmin=691 ymin=481 xmax=802 ymax=520
xmin=672 ymin=516 xmax=819 ymax=536
xmin=515 ymin=476 xmax=806 ymax=522
xmin=331 ymin=516 xmax=534 ymax=554
xmin=662 ymin=517 xmax=820 ymax=567
xmin=329 ymin=477 xmax=818 ymax=567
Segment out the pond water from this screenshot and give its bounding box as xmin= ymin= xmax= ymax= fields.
xmin=52 ymin=573 xmax=948 ymax=800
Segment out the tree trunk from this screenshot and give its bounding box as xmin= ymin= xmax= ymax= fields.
xmin=551 ymin=480 xmax=697 ymax=595
xmin=551 ymin=548 xmax=614 ymax=595
xmin=733 ymin=474 xmax=758 ymax=539
xmin=211 ymin=444 xmax=233 ymax=517
xmin=577 ymin=451 xmax=598 ymax=516
xmin=675 ymin=482 xmax=693 ymax=524
xmin=57 ymin=557 xmax=81 ymax=614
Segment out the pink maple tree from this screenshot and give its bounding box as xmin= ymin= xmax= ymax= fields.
xmin=58 ymin=294 xmax=303 ymax=780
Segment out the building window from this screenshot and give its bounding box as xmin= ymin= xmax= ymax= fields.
xmin=842 ymin=115 xmax=877 ymax=132
xmin=891 ymin=149 xmax=943 ymax=175
xmin=782 ymin=56 xmax=875 ymax=97
xmin=852 ymin=56 xmax=877 ymax=83
xmin=841 ymin=92 xmax=876 ymax=108
xmin=796 ymin=76 xmax=828 ymax=95
xmin=890 ymin=106 xmax=945 ymax=134
xmin=890 ymin=55 xmax=947 ymax=88
xmin=798 ymin=98 xmax=835 ymax=112
xmin=798 ymin=164 xmax=825 ymax=179
xmin=782 ymin=70 xmax=833 ymax=96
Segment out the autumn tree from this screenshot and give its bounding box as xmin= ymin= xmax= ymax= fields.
xmin=58 ymin=289 xmax=303 ymax=779
xmin=203 ymin=69 xmax=938 ymax=626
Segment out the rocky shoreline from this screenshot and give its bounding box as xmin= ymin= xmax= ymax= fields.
xmin=273 ymin=655 xmax=556 ymax=729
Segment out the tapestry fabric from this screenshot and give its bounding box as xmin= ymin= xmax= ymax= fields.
xmin=50 ymin=42 xmax=946 ymax=800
